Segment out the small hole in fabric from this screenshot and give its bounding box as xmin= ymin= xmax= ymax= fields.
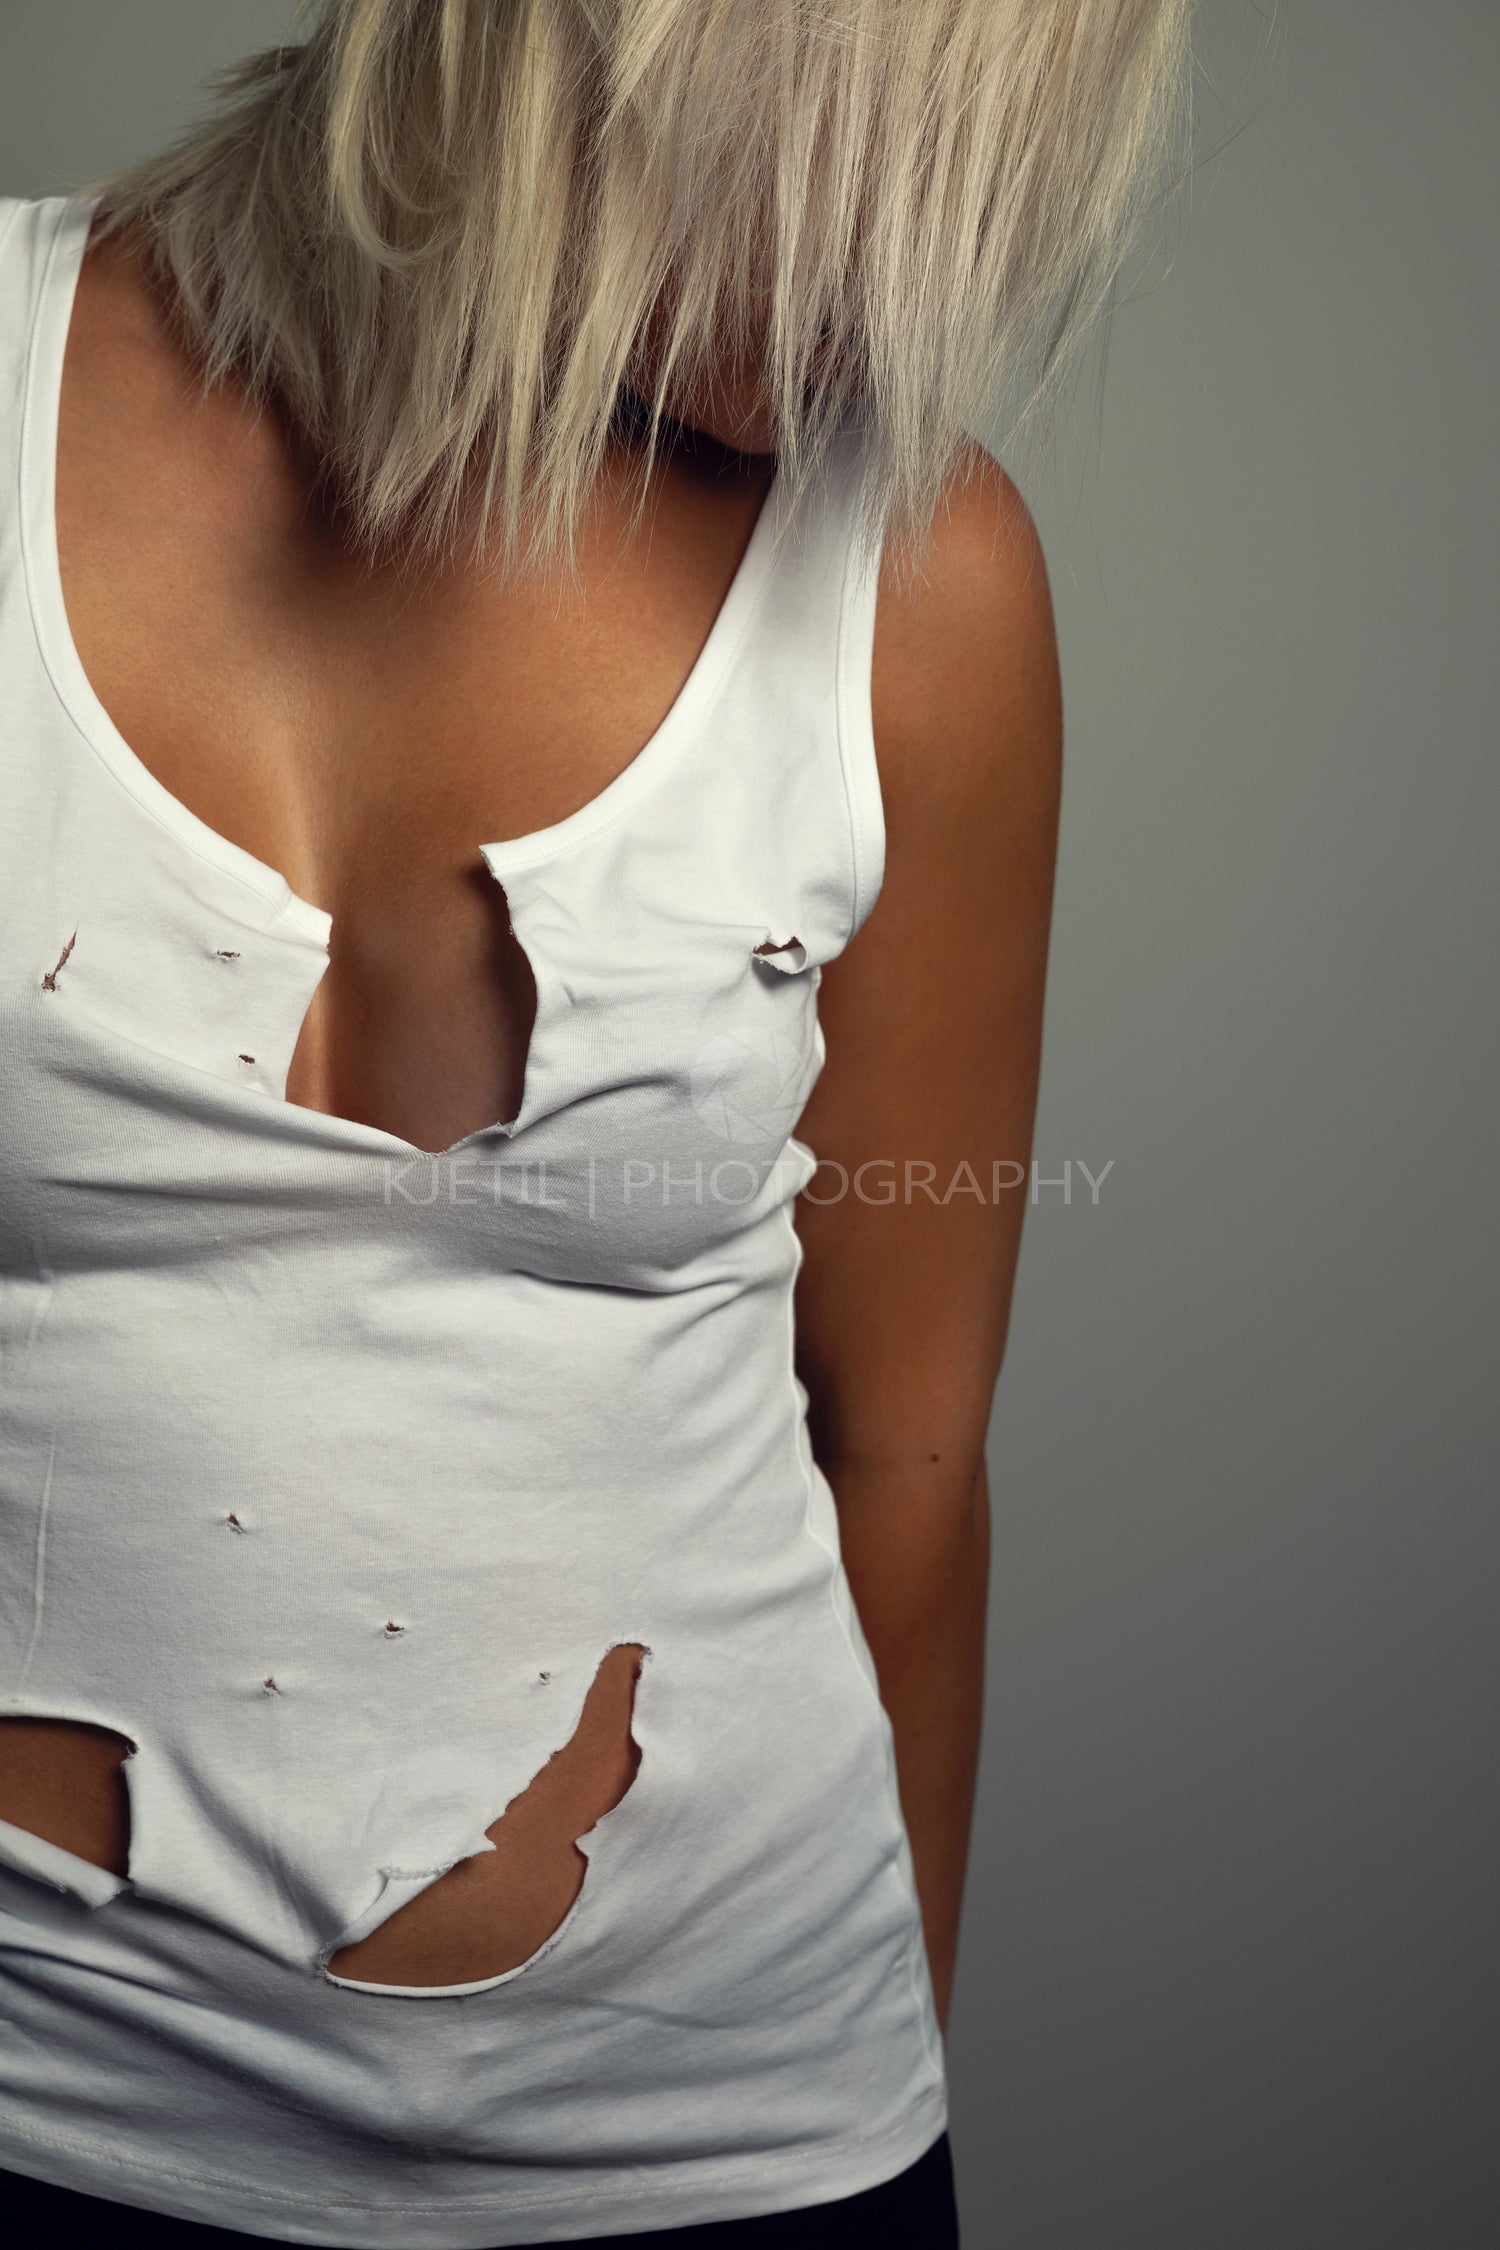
xmin=751 ymin=933 xmax=808 ymax=974
xmin=40 ymin=932 xmax=78 ymax=991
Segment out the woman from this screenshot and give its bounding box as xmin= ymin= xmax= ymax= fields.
xmin=0 ymin=3 xmax=1190 ymax=2243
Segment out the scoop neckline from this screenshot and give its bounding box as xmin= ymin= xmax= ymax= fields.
xmin=19 ymin=193 xmax=787 ymax=929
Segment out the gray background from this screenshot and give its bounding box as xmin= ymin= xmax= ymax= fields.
xmin=3 ymin=3 xmax=1496 ymax=2244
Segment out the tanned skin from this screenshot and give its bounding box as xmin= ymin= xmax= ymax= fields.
xmin=0 ymin=224 xmax=1061 ymax=2028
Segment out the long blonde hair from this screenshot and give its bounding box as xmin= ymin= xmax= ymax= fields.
xmin=89 ymin=0 xmax=1194 ymax=574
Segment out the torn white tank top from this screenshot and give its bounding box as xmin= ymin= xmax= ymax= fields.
xmin=0 ymin=195 xmax=945 ymax=2247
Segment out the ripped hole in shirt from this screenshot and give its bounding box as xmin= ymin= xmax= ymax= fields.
xmin=282 ymin=860 xmax=539 ymax=1156
xmin=0 ymin=1717 xmax=132 ymax=1877
xmin=326 ymin=1642 xmax=647 ymax=1991
xmin=751 ymin=933 xmax=808 ymax=974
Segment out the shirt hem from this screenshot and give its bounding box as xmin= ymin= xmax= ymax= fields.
xmin=0 ymin=2088 xmax=949 ymax=2248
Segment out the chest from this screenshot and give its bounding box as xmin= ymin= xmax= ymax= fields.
xmin=53 ymin=269 xmax=776 ymax=1151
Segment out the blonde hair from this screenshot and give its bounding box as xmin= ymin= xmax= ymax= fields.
xmin=89 ymin=0 xmax=1194 ymax=575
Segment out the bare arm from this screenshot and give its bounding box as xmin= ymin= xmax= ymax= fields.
xmin=792 ymin=448 xmax=1063 ymax=2033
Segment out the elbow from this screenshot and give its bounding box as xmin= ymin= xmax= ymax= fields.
xmin=813 ymin=1430 xmax=992 ymax=1534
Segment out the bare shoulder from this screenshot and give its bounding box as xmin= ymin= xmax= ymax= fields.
xmin=870 ymin=437 xmax=1061 ymax=827
xmin=796 ymin=442 xmax=1065 ymax=1442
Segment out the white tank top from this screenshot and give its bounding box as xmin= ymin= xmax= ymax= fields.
xmin=0 ymin=195 xmax=945 ymax=2246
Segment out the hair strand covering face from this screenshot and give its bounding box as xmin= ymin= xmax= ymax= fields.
xmin=87 ymin=0 xmax=1195 ymax=578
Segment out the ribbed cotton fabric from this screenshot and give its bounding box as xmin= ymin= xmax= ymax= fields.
xmin=0 ymin=196 xmax=946 ymax=2247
